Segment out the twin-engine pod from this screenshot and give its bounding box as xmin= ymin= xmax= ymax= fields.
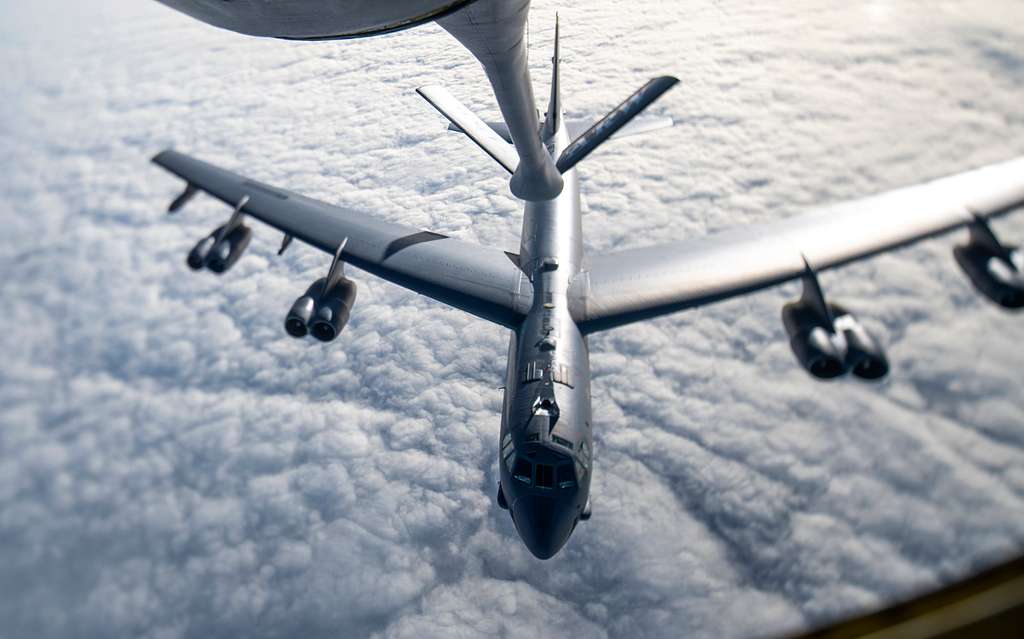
xmin=284 ymin=238 xmax=356 ymax=343
xmin=183 ymin=195 xmax=252 ymax=274
xmin=953 ymin=217 xmax=1024 ymax=309
xmin=187 ymin=223 xmax=253 ymax=273
xmin=782 ymin=301 xmax=847 ymax=379
xmin=782 ymin=260 xmax=889 ymax=381
xmin=285 ymin=277 xmax=358 ymax=342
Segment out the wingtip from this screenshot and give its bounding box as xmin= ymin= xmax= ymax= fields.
xmin=151 ymin=149 xmax=174 ymax=164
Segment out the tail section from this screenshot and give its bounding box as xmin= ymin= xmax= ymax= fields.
xmin=556 ymin=75 xmax=679 ymax=173
xmin=417 ymin=85 xmax=519 ymax=174
xmin=437 ymin=0 xmax=563 ymax=201
xmin=422 ymin=11 xmax=678 ymax=193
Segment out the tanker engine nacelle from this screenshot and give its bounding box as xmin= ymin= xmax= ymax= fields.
xmin=782 ymin=260 xmax=889 ymax=381
xmin=285 ymin=277 xmax=358 ymax=343
xmin=953 ymin=217 xmax=1024 ymax=310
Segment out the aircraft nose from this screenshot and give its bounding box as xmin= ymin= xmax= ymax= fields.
xmin=511 ymin=494 xmax=575 ymax=560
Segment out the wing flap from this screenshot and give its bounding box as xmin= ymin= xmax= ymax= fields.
xmin=575 ymin=156 xmax=1024 ymax=333
xmin=153 ymin=150 xmax=531 ymax=326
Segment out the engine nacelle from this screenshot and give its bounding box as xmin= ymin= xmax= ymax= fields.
xmin=832 ymin=304 xmax=890 ymax=380
xmin=783 ymin=301 xmax=889 ymax=380
xmin=953 ymin=243 xmax=1024 ymax=310
xmin=186 ymin=235 xmax=215 ymax=270
xmin=284 ymin=280 xmax=322 ymax=338
xmin=311 ymin=278 xmax=358 ymax=342
xmin=206 ymin=225 xmax=253 ymax=274
xmin=283 ymin=277 xmax=358 ymax=342
xmin=186 ymin=224 xmax=252 ymax=274
xmin=783 ymin=260 xmax=889 ymax=381
xmin=782 ymin=301 xmax=848 ymax=379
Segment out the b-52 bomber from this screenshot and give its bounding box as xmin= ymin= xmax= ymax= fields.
xmin=150 ymin=0 xmax=1024 ymax=558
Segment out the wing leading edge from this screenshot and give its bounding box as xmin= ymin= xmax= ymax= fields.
xmin=574 ymin=157 xmax=1024 ymax=333
xmin=153 ymin=150 xmax=531 ymax=327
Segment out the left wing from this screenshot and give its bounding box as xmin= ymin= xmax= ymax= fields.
xmin=153 ymin=150 xmax=531 ymax=327
xmin=573 ymin=156 xmax=1024 ymax=333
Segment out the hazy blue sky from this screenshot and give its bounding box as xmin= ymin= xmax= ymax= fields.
xmin=2 ymin=1 xmax=1024 ymax=637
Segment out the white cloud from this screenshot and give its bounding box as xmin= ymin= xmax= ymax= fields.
xmin=2 ymin=0 xmax=1024 ymax=638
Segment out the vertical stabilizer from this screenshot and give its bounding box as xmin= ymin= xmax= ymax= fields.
xmin=438 ymin=0 xmax=563 ymax=201
xmin=542 ymin=15 xmax=561 ymax=139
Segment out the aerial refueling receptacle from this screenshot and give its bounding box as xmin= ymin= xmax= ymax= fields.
xmin=150 ymin=0 xmax=564 ymax=201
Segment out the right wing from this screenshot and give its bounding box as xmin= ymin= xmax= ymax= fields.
xmin=153 ymin=150 xmax=531 ymax=327
xmin=574 ymin=156 xmax=1024 ymax=333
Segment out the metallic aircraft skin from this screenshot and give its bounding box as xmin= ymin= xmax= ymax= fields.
xmin=150 ymin=0 xmax=475 ymax=39
xmin=437 ymin=0 xmax=564 ymax=201
xmin=148 ymin=0 xmax=1024 ymax=560
xmin=498 ymin=113 xmax=593 ymax=559
xmin=151 ymin=0 xmax=561 ymax=201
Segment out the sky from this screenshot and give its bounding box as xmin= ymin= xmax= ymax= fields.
xmin=2 ymin=0 xmax=1024 ymax=637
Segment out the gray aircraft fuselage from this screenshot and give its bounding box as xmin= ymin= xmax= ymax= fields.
xmin=151 ymin=0 xmax=589 ymax=558
xmin=498 ymin=118 xmax=592 ymax=559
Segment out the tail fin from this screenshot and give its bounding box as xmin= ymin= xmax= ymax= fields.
xmin=417 ymin=85 xmax=519 ymax=175
xmin=556 ymin=75 xmax=679 ymax=174
xmin=542 ymin=15 xmax=561 ymax=139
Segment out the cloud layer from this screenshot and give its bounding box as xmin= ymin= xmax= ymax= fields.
xmin=2 ymin=1 xmax=1024 ymax=637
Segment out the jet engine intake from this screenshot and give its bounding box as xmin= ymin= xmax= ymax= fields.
xmin=782 ymin=301 xmax=847 ymax=379
xmin=832 ymin=305 xmax=890 ymax=380
xmin=311 ymin=278 xmax=357 ymax=342
xmin=283 ymin=277 xmax=358 ymax=342
xmin=186 ymin=224 xmax=252 ymax=273
xmin=284 ymin=281 xmax=321 ymax=338
xmin=953 ymin=243 xmax=1024 ymax=310
xmin=186 ymin=235 xmax=215 ymax=270
xmin=206 ymin=225 xmax=252 ymax=273
xmin=783 ymin=260 xmax=890 ymax=381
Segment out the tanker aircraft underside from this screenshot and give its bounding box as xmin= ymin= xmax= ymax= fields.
xmin=150 ymin=0 xmax=1024 ymax=558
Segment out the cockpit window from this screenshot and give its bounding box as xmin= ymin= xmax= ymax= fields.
xmin=502 ymin=433 xmax=515 ymax=471
xmin=557 ymin=464 xmax=576 ymax=489
xmin=536 ymin=464 xmax=554 ymax=489
xmin=501 ymin=432 xmax=516 ymax=471
xmin=513 ymin=458 xmax=532 ymax=485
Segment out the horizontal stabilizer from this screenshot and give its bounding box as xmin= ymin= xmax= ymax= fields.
xmin=567 ymin=115 xmax=675 ymax=141
xmin=556 ymin=76 xmax=679 ymax=173
xmin=447 ymin=120 xmax=513 ymax=143
xmin=417 ymin=85 xmax=519 ymax=174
